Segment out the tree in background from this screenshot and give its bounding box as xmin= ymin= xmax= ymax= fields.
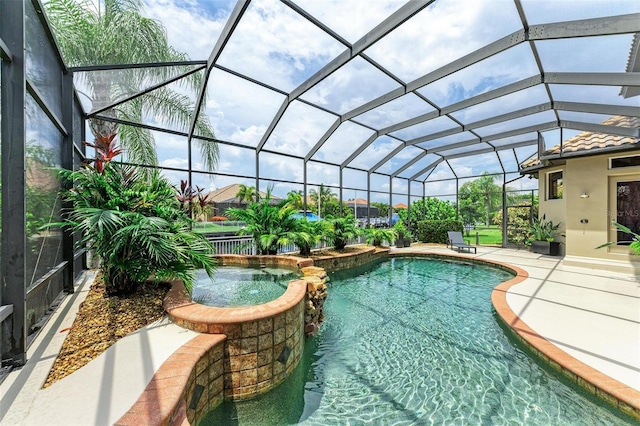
xmin=371 ymin=202 xmax=390 ymax=218
xmin=309 ymin=184 xmax=338 ymax=218
xmin=285 ymin=190 xmax=304 ymax=210
xmin=458 ymin=172 xmax=502 ymax=226
xmin=44 ymin=0 xmax=218 ymax=171
xmin=492 ymin=190 xmax=538 ymax=245
xmin=398 ymin=197 xmax=456 ymax=229
xmin=236 ymin=184 xmax=258 ymax=205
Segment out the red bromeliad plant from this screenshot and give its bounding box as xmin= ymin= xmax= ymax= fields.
xmin=83 ymin=133 xmax=122 ymax=173
xmin=57 ymin=132 xmax=216 ymax=296
xmin=176 ymin=180 xmax=212 ymax=219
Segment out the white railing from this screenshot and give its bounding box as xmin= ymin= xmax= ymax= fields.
xmin=206 ymin=235 xmax=256 ymax=255
xmin=206 ymin=234 xmax=367 ymax=255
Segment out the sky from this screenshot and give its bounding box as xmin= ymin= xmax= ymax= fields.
xmin=77 ymin=0 xmax=640 ymax=204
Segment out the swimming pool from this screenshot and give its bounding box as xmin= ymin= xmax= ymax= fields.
xmin=192 ymin=266 xmax=299 ymax=307
xmin=202 ymin=257 xmax=634 ymax=424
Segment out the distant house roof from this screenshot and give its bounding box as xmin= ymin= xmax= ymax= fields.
xmin=520 ymin=115 xmax=640 ymax=171
xmin=393 ymin=203 xmax=408 ymax=209
xmin=345 ymin=198 xmax=370 ymax=206
xmin=205 ymin=183 xmax=281 ymax=204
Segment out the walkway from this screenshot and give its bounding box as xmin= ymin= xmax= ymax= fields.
xmin=0 ymin=246 xmax=638 ymax=425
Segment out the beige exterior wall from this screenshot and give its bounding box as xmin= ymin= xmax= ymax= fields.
xmin=537 ymin=151 xmax=640 ymax=274
xmin=538 ymin=165 xmax=567 ymax=255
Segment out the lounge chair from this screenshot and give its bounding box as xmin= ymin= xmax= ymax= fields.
xmin=447 ymin=231 xmax=476 ymax=254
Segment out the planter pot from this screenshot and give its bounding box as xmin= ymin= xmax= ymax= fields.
xmin=531 ymin=240 xmax=560 ymax=256
xmin=395 ymin=238 xmax=405 ymax=248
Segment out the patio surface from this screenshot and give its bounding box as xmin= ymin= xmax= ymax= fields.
xmin=0 ymin=246 xmax=638 ymax=425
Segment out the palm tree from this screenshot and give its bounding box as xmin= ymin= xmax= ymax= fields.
xmin=285 ymin=190 xmax=304 ymax=210
xmin=235 ymin=184 xmax=258 ymax=205
xmin=293 ymin=219 xmax=328 ymax=256
xmin=44 ymin=0 xmax=218 ymax=171
xmin=227 ymin=190 xmax=307 ymax=255
xmin=324 ymin=216 xmax=361 ymax=250
xmin=475 ymin=172 xmax=502 ymax=226
xmin=309 ymin=184 xmax=336 ymax=218
xmin=364 ymin=227 xmax=396 ymax=247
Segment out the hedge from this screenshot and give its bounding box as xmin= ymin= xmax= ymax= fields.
xmin=416 ymin=220 xmax=464 ymax=243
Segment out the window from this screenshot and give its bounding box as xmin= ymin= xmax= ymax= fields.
xmin=548 ymin=171 xmax=563 ymax=200
xmin=611 ymin=155 xmax=640 ymax=169
xmin=616 ymin=181 xmax=640 ymax=244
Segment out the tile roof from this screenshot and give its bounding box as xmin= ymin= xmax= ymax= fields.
xmin=345 ymin=198 xmax=371 ymax=206
xmin=204 ymin=183 xmax=280 ymax=203
xmin=520 ymin=115 xmax=640 ymax=170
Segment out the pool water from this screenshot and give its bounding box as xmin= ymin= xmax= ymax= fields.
xmin=192 ymin=266 xmax=299 ymax=307
xmin=203 ymin=257 xmax=635 ymax=425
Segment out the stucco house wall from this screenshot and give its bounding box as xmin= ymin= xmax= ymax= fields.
xmin=538 ymin=165 xmax=567 ymax=255
xmin=537 ymin=152 xmax=640 ymax=274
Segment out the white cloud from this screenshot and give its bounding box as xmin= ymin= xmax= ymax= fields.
xmin=300 ymin=57 xmax=402 ymax=114
xmin=355 ymin=94 xmax=435 ymax=130
xmin=364 ymin=0 xmax=522 ymax=83
xmin=293 ymin=0 xmax=406 ymax=43
xmin=312 ymin=122 xmax=375 ymax=164
xmin=160 ymin=157 xmax=188 ymax=169
xmin=307 ymin=162 xmax=340 ymax=187
xmin=214 ymin=0 xmax=345 ymax=91
xmin=350 ymin=136 xmax=401 ymax=170
xmin=205 ymin=69 xmax=286 ymax=146
xmin=520 ymin=0 xmax=640 ymax=24
xmin=142 ymin=0 xmax=230 ymax=61
xmin=264 ymin=101 xmax=337 ymax=157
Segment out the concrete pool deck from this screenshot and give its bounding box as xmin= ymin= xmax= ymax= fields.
xmin=0 ymin=246 xmax=638 ymax=425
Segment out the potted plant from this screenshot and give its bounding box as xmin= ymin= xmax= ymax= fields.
xmin=393 ymin=220 xmax=412 ymax=248
xmin=527 ymin=215 xmax=561 ymax=256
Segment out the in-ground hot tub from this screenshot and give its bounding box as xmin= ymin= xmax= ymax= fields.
xmin=192 ymin=266 xmax=300 ymax=307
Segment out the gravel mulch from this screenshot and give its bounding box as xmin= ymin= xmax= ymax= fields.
xmin=43 ymin=277 xmax=170 ymax=388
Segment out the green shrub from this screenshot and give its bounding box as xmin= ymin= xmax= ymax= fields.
xmin=324 ymin=216 xmax=361 ymax=250
xmin=364 ymin=227 xmax=396 ymax=247
xmin=493 ymin=206 xmax=531 ymax=244
xmin=58 ymin=163 xmax=216 ymax=295
xmin=416 ymin=220 xmax=463 ymax=243
xmin=227 ymin=189 xmax=310 ymax=255
xmin=293 ymin=219 xmax=329 ymax=256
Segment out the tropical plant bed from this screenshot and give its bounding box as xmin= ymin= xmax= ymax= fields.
xmin=43 ymin=277 xmax=170 ymax=388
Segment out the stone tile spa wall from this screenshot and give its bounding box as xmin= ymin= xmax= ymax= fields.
xmin=120 ymin=254 xmax=325 ymax=425
xmin=116 ymin=334 xmax=226 ymax=426
xmin=311 ymin=246 xmax=389 ymax=272
xmin=164 ymin=290 xmax=306 ymax=397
